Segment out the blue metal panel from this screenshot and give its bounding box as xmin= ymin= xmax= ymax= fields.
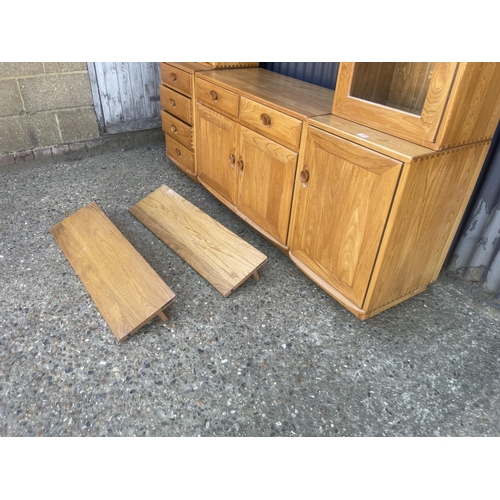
xmin=259 ymin=62 xmax=339 ymax=90
xmin=447 ymin=123 xmax=500 ymax=299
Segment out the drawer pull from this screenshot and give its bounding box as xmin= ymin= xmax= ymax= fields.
xmin=170 ymin=72 xmax=177 ymax=82
xmin=169 ymin=98 xmax=176 ymax=108
xmin=300 ymin=168 xmax=310 ymax=185
xmin=228 ymin=153 xmax=236 ymax=166
xmin=210 ymin=90 xmax=219 ymax=102
xmin=260 ymin=113 xmax=272 ymax=126
xmin=237 ymin=158 xmax=244 ymax=172
xmin=170 ymin=124 xmax=178 ymax=134
xmin=175 ymin=148 xmax=182 ymax=158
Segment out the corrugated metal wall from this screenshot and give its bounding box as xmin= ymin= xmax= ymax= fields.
xmin=446 ymin=124 xmax=500 ymax=299
xmin=259 ymin=62 xmax=339 ymax=90
xmin=264 ymin=61 xmax=500 ymax=300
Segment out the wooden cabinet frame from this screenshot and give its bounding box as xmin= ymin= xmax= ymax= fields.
xmin=194 ymin=68 xmax=334 ymax=252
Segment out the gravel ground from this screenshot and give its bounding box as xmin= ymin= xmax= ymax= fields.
xmin=1 ymin=142 xmax=499 ymax=437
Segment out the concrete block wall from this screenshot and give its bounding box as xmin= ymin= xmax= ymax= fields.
xmin=0 ymin=62 xmax=100 ymax=156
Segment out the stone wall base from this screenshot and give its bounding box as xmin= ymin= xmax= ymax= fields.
xmin=0 ymin=128 xmax=164 ymax=167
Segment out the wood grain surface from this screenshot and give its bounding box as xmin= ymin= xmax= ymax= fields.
xmin=50 ymin=202 xmax=176 ymax=341
xmin=129 ymin=185 xmax=268 ymax=296
xmin=195 ymin=68 xmax=334 ymax=120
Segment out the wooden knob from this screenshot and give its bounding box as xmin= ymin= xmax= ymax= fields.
xmin=228 ymin=154 xmax=236 ymax=165
xmin=210 ymin=90 xmax=218 ymax=102
xmin=237 ymin=158 xmax=244 ymax=171
xmin=175 ymin=148 xmax=182 ymax=157
xmin=260 ymin=113 xmax=272 ymax=126
xmin=300 ymin=169 xmax=309 ymax=184
xmin=170 ymin=98 xmax=176 ymax=108
xmin=170 ymin=72 xmax=177 ymax=82
xmin=171 ymin=125 xmax=177 ymax=134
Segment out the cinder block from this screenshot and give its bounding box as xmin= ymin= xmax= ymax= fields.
xmin=0 ymin=113 xmax=61 ymax=154
xmin=14 ymin=150 xmax=34 ymax=162
xmin=68 ymin=142 xmax=87 ymax=154
xmin=0 ymin=80 xmax=24 ymax=117
xmin=56 ymin=108 xmax=99 ymax=143
xmin=0 ymin=153 xmax=15 ymax=166
xmin=19 ymin=73 xmax=93 ymax=113
xmin=0 ymin=116 xmax=29 ymax=153
xmin=44 ymin=62 xmax=87 ymax=73
xmin=0 ymin=62 xmax=44 ymax=78
xmin=52 ymin=144 xmax=70 ymax=157
xmin=33 ymin=147 xmax=53 ymax=161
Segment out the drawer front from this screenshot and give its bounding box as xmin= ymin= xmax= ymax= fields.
xmin=160 ymin=85 xmax=192 ymax=125
xmin=240 ymin=97 xmax=303 ymax=151
xmin=161 ymin=110 xmax=192 ymax=149
xmin=196 ymin=78 xmax=239 ymax=119
xmin=160 ymin=63 xmax=192 ymax=96
xmin=166 ymin=134 xmax=195 ymax=174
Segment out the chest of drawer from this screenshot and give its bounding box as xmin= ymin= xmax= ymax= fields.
xmin=160 ymin=85 xmax=192 ymax=125
xmin=160 ymin=63 xmax=192 ymax=97
xmin=196 ymin=78 xmax=239 ymax=119
xmin=239 ymin=97 xmax=303 ymax=151
xmin=161 ymin=110 xmax=192 ymax=149
xmin=166 ymin=134 xmax=195 ymax=174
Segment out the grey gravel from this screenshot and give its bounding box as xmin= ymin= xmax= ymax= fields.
xmin=1 ymin=143 xmax=499 ymax=437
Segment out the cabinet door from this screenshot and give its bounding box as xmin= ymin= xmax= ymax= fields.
xmin=288 ymin=126 xmax=402 ymax=307
xmin=196 ymin=104 xmax=239 ymax=206
xmin=237 ymin=127 xmax=298 ymax=245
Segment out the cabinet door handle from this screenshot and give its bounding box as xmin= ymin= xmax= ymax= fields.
xmin=169 ymin=98 xmax=176 ymax=108
xmin=237 ymin=158 xmax=244 ymax=172
xmin=300 ymin=168 xmax=309 ymax=185
xmin=170 ymin=124 xmax=178 ymax=134
xmin=175 ymin=148 xmax=182 ymax=158
xmin=260 ymin=113 xmax=272 ymax=126
xmin=210 ymin=90 xmax=219 ymax=102
xmin=170 ymin=72 xmax=177 ymax=82
xmin=228 ymin=153 xmax=236 ymax=167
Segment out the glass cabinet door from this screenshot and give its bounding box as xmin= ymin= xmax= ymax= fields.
xmin=332 ymin=62 xmax=458 ymax=147
xmin=350 ymin=63 xmax=435 ymax=115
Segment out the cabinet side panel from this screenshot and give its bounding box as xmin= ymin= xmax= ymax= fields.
xmin=364 ymin=141 xmax=490 ymax=313
xmin=437 ymin=63 xmax=500 ymax=148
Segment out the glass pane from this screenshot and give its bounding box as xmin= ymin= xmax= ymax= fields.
xmin=350 ymin=63 xmax=435 ymax=115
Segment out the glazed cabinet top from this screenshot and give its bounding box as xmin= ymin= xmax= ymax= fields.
xmin=332 ymin=62 xmax=500 ymax=150
xmin=195 ymin=68 xmax=335 ymax=122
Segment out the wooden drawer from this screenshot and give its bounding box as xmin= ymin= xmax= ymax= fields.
xmin=161 ymin=110 xmax=192 ymax=150
xmin=196 ymin=78 xmax=239 ymax=119
xmin=240 ymin=97 xmax=302 ymax=151
xmin=166 ymin=134 xmax=195 ymax=174
xmin=160 ymin=63 xmax=192 ymax=97
xmin=160 ymin=85 xmax=192 ymax=125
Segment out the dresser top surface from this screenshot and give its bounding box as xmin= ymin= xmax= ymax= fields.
xmin=196 ymin=68 xmax=334 ymax=119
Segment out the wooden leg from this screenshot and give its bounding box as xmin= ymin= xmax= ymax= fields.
xmin=252 ymin=270 xmax=260 ymax=281
xmin=157 ymin=310 xmax=168 ymax=322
